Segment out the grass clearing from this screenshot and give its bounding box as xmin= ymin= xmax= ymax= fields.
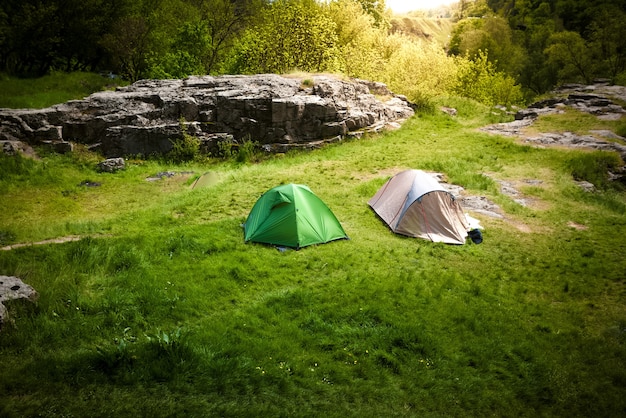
xmin=524 ymin=108 xmax=626 ymax=144
xmin=0 ymin=72 xmax=128 ymax=109
xmin=1 ymin=96 xmax=625 ymax=416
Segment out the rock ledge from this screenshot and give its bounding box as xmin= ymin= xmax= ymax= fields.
xmin=0 ymin=74 xmax=414 ymax=157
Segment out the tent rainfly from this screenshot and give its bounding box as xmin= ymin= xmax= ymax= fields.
xmin=244 ymin=184 xmax=348 ymax=248
xmin=368 ymin=169 xmax=470 ymax=245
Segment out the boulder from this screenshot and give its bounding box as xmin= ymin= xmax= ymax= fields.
xmin=0 ymin=74 xmax=415 ymax=157
xmin=98 ymin=157 xmax=125 ymax=172
xmin=0 ymin=276 xmax=38 ymax=329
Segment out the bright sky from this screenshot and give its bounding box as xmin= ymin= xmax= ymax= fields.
xmin=386 ymin=0 xmax=457 ymax=13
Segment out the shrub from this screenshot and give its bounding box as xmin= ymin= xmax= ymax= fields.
xmin=327 ymin=0 xmax=384 ymax=79
xmin=236 ymin=137 xmax=258 ymax=163
xmin=453 ymin=51 xmax=524 ymax=107
xmin=377 ymin=35 xmax=457 ymax=111
xmin=216 ymin=137 xmax=235 ymax=159
xmin=167 ymin=118 xmax=201 ymax=163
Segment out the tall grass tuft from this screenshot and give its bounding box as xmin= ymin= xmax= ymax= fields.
xmin=566 ymin=150 xmax=624 ymax=190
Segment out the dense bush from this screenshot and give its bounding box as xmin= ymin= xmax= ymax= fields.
xmin=167 ymin=119 xmax=201 ymax=163
xmin=227 ymin=0 xmax=340 ymax=74
xmin=374 ymin=35 xmax=457 ymax=110
xmin=453 ymin=51 xmax=524 ymax=107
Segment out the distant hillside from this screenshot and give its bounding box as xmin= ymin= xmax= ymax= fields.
xmin=390 ymin=16 xmax=455 ymax=46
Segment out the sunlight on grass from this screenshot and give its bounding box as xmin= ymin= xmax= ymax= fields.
xmin=1 ymin=98 xmax=625 ymax=417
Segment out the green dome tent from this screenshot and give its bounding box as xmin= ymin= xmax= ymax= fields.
xmin=244 ymin=184 xmax=348 ymax=248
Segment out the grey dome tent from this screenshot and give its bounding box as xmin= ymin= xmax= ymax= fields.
xmin=368 ymin=169 xmax=469 ymax=245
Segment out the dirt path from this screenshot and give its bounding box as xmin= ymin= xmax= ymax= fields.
xmin=1 ymin=235 xmax=85 ymax=251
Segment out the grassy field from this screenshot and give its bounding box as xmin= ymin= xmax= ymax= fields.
xmin=0 ymin=72 xmax=127 ymax=109
xmin=1 ymin=92 xmax=625 ymax=417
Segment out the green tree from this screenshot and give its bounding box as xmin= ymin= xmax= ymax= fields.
xmin=328 ymin=0 xmax=383 ymax=78
xmin=453 ymin=50 xmax=523 ymax=106
xmin=0 ymin=0 xmax=60 ymax=76
xmin=515 ymin=22 xmax=559 ymax=95
xmin=102 ymin=0 xmax=199 ymax=80
xmin=55 ymin=0 xmax=128 ymax=72
xmin=379 ymin=34 xmax=458 ymax=109
xmin=0 ymin=0 xmax=132 ymax=76
xmin=354 ymin=0 xmax=389 ymax=28
xmin=449 ymin=15 xmax=525 ymax=79
xmin=455 ymin=0 xmax=490 ymax=19
xmin=588 ymin=5 xmax=626 ymax=82
xmin=195 ymin=0 xmax=263 ymax=74
xmin=484 ymin=0 xmax=626 ymax=93
xmin=101 ymin=16 xmax=151 ymax=82
xmin=227 ymin=0 xmax=340 ymax=74
xmin=146 ymin=21 xmax=209 ymax=79
xmin=545 ymin=30 xmax=594 ymax=84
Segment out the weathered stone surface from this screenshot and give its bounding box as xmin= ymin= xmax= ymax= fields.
xmin=0 ymin=276 xmax=38 ymax=329
xmin=42 ymin=140 xmax=73 ymax=154
xmin=484 ymin=83 xmax=626 ymax=162
xmin=98 ymin=157 xmax=125 ymax=172
xmin=482 ymin=83 xmax=626 ymax=187
xmin=0 ymin=74 xmax=414 ymax=157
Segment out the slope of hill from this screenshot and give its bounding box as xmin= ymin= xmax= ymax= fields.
xmin=390 ymin=16 xmax=455 ymax=46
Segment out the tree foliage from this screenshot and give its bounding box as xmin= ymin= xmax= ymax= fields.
xmin=545 ymin=31 xmax=594 ymax=84
xmin=449 ymin=15 xmax=525 ymax=76
xmin=227 ymin=0 xmax=340 ymax=74
xmin=101 ymin=16 xmax=152 ymax=82
xmin=0 ymin=0 xmax=259 ymax=79
xmin=353 ymin=0 xmax=389 ymax=29
xmin=453 ymin=50 xmax=523 ymax=106
xmin=0 ymin=0 xmax=127 ymax=76
xmin=377 ymin=35 xmax=459 ymax=109
xmin=327 ymin=0 xmax=384 ymax=78
xmin=0 ymin=0 xmax=624 ymax=108
xmin=587 ymin=5 xmax=626 ymax=81
xmin=451 ymin=0 xmax=626 ymax=96
xmin=193 ymin=0 xmax=262 ymax=74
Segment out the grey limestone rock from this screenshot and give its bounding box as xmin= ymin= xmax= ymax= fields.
xmin=98 ymin=157 xmax=125 ymax=172
xmin=0 ymin=74 xmax=415 ymax=157
xmin=0 ymin=276 xmax=38 ymax=330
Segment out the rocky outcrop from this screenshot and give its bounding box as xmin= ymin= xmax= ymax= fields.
xmin=513 ymin=83 xmax=626 ymax=122
xmin=0 ymin=74 xmax=414 ymax=157
xmin=481 ymin=82 xmax=626 ymax=162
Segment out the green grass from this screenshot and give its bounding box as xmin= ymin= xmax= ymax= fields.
xmin=0 ymin=72 xmax=128 ymax=108
xmin=1 ymin=95 xmax=625 ymax=417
